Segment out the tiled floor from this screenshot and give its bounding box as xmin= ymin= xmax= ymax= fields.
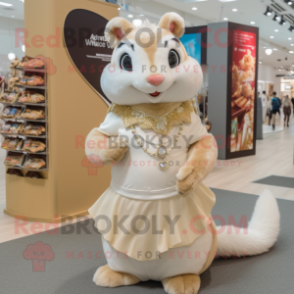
xmin=0 ymin=116 xmax=293 ymax=243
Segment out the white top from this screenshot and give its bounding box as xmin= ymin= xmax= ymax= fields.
xmin=261 ymin=94 xmax=267 ymax=107
xmin=98 ymin=111 xmax=208 ymax=200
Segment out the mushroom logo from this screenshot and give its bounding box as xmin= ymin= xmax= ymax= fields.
xmin=23 ymin=241 xmax=55 ymax=272
xmin=82 ymin=154 xmax=104 ymax=176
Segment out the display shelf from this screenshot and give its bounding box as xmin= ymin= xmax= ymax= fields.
xmin=0 ymin=117 xmax=47 ymax=123
xmin=15 ymin=84 xmax=46 ymax=90
xmin=0 ymin=132 xmax=47 ymax=138
xmin=2 ymin=149 xmax=48 ymax=155
xmin=0 ymin=101 xmax=46 ymax=107
xmin=5 ymin=166 xmax=48 ymax=172
xmin=16 ymin=67 xmax=46 ymax=73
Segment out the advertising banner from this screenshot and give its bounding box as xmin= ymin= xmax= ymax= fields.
xmin=230 ymin=29 xmax=256 ymax=152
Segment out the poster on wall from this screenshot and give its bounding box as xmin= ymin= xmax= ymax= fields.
xmin=64 ymin=9 xmax=113 ymax=105
xmin=230 ymin=29 xmax=256 ymax=153
xmin=180 ymin=33 xmax=202 ymax=64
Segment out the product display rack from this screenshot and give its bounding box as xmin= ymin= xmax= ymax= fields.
xmin=0 ymin=60 xmax=49 ymax=173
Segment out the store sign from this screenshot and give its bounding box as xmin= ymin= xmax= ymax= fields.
xmin=230 ymin=30 xmax=256 ymax=153
xmin=64 ymin=9 xmax=113 ymax=104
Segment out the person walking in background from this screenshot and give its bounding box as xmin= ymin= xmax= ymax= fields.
xmin=291 ymin=97 xmax=294 ymax=115
xmin=271 ymin=92 xmax=282 ymax=130
xmin=261 ymin=91 xmax=268 ymax=122
xmin=283 ymin=95 xmax=292 ymax=127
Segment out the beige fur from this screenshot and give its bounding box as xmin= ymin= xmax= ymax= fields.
xmin=158 ymin=12 xmax=185 ymax=39
xmin=177 ymin=134 xmax=217 ymax=196
xmin=162 ymin=274 xmax=201 ymax=294
xmin=93 ymin=265 xmax=140 ymax=288
xmin=133 ymin=102 xmax=181 ymax=117
xmin=86 ymin=129 xmax=128 ymax=165
xmin=105 ymin=17 xmax=135 ymax=48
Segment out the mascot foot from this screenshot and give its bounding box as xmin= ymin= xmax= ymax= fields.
xmin=162 ymin=274 xmax=201 ymax=294
xmin=93 ymin=264 xmax=140 ymax=288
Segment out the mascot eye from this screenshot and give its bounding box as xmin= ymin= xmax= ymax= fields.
xmin=168 ymin=50 xmax=180 ymax=68
xmin=120 ymin=53 xmax=133 ymax=72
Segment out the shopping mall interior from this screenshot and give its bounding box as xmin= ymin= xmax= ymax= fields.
xmin=0 ymin=0 xmax=293 ymax=293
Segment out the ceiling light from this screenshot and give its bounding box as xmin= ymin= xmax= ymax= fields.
xmin=275 ymin=29 xmax=279 ymax=32
xmin=259 ymin=61 xmax=262 ymax=64
xmin=232 ymin=9 xmax=237 ymax=12
xmin=291 ymin=44 xmax=294 ymax=46
xmin=264 ymin=7 xmax=273 ymax=16
xmin=250 ymin=21 xmax=255 ymax=25
xmin=8 ymin=52 xmax=16 ymax=60
xmin=128 ymin=14 xmax=133 ymax=18
xmin=273 ymin=14 xmax=281 ymax=22
xmin=289 ymin=51 xmax=294 ymax=53
xmin=117 ymin=7 xmax=120 ymax=10
xmin=286 ymin=0 xmax=293 ymax=5
xmin=0 ymin=2 xmax=13 ymax=6
xmin=289 ymin=26 xmax=294 ymax=32
xmin=274 ymin=48 xmax=278 ymax=51
xmin=223 ymin=17 xmax=228 ymax=21
xmin=192 ymin=7 xmax=197 ymax=10
xmin=289 ymin=37 xmax=292 ymax=40
xmin=270 ymin=36 xmax=274 ymax=38
xmin=265 ymin=48 xmax=273 ymax=55
xmin=280 ymin=17 xmax=286 ymax=26
xmin=132 ymin=19 xmax=142 ymax=27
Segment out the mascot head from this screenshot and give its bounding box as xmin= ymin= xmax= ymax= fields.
xmin=101 ymin=12 xmax=203 ymax=105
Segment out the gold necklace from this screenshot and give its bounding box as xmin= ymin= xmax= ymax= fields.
xmin=131 ymin=123 xmax=183 ymax=170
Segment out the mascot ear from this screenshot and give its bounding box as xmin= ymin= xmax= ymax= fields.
xmin=158 ymin=12 xmax=185 ymax=38
xmin=105 ymin=17 xmax=135 ymax=48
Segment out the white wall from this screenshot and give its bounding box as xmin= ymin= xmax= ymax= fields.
xmin=258 ymin=64 xmax=281 ymax=98
xmin=0 ymin=16 xmax=24 ymax=74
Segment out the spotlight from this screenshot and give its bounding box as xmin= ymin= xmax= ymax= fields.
xmin=273 ymin=13 xmax=281 ymax=22
xmin=280 ymin=17 xmax=286 ymax=26
xmin=265 ymin=48 xmax=273 ymax=55
xmin=285 ymin=0 xmax=293 ymax=5
xmin=289 ymin=25 xmax=294 ymax=32
xmin=264 ymin=7 xmax=273 ymax=16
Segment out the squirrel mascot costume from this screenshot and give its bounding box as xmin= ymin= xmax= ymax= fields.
xmin=85 ymin=12 xmax=280 ymax=294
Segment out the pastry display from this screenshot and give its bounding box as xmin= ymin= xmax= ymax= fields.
xmin=18 ymin=91 xmax=45 ymax=103
xmin=18 ymin=56 xmax=33 ymax=68
xmin=20 ymin=124 xmax=46 ymax=136
xmin=23 ymin=155 xmax=46 ymax=169
xmin=20 ymin=108 xmax=45 ymax=120
xmin=21 ymin=139 xmax=46 ymax=153
xmin=27 ymin=75 xmax=45 ymax=86
xmin=0 ymin=122 xmax=24 ymax=134
xmin=231 ymin=48 xmax=256 ymax=153
xmin=1 ymin=137 xmax=23 ymax=151
xmin=24 ymin=59 xmax=45 ymax=69
xmin=7 ymin=77 xmax=20 ymax=91
xmin=0 ymin=92 xmax=20 ymax=104
xmin=4 ymin=152 xmax=25 ymax=167
xmin=0 ymin=107 xmax=22 ymax=119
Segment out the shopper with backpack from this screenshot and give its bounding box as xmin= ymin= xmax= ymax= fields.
xmin=271 ymin=92 xmax=282 ymax=130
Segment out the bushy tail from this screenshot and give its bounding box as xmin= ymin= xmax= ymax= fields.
xmin=217 ymin=190 xmax=280 ymax=257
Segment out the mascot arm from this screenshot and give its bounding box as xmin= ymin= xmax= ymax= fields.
xmin=176 ymin=134 xmax=217 ymax=196
xmin=85 ymin=128 xmax=128 ymax=166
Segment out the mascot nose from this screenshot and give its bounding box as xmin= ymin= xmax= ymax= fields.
xmin=147 ymin=74 xmax=164 ymax=86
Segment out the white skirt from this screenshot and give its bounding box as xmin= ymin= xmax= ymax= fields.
xmin=89 ymin=183 xmax=216 ymax=261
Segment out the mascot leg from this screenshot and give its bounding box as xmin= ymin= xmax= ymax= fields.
xmin=162 ymin=274 xmax=201 ymax=294
xmin=93 ymin=264 xmax=140 ymax=288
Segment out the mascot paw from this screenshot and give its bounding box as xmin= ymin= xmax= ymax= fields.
xmin=93 ymin=265 xmax=140 ymax=288
xmin=162 ymin=274 xmax=201 ymax=294
xmin=102 ymin=145 xmax=129 ymax=164
xmin=176 ymin=166 xmax=198 ymax=197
